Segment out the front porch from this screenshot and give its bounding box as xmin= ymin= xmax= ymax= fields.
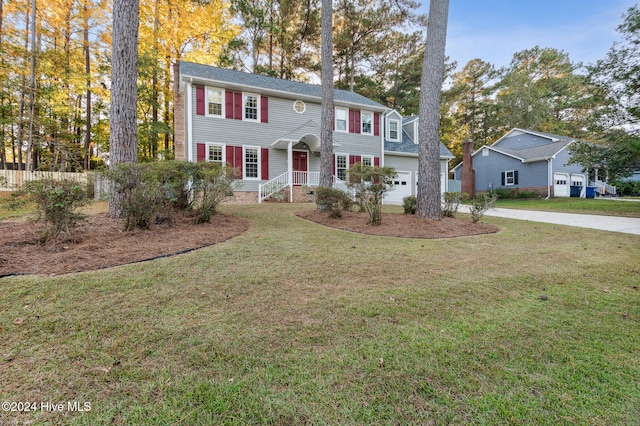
xmin=258 ymin=171 xmax=352 ymax=203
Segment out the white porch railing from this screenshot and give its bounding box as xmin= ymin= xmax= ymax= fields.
xmin=259 ymin=171 xmax=355 ymax=203
xmin=593 ymin=180 xmax=616 ymax=196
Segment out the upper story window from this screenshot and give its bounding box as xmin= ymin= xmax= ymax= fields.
xmin=361 ymin=111 xmax=373 ymax=135
xmin=206 ymin=88 xmax=223 ymax=117
xmin=335 ymin=107 xmax=348 ymax=132
xmin=244 ymin=94 xmax=259 ymax=121
xmin=389 ymin=119 xmax=399 ymax=141
xmin=208 ymin=144 xmax=224 ymax=164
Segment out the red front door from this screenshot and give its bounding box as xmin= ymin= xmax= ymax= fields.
xmin=292 ymin=151 xmax=308 ymax=185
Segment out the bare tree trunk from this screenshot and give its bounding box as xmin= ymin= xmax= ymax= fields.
xmin=109 ymin=0 xmax=139 ymax=217
xmin=0 ymin=0 xmax=6 ymax=170
xmin=319 ymin=0 xmax=334 ymax=190
xmin=25 ymin=0 xmax=36 ymax=171
xmin=416 ymin=0 xmax=449 ymax=220
xmin=151 ymin=0 xmax=159 ymax=158
xmin=16 ymin=7 xmax=29 ymax=171
xmin=83 ymin=0 xmax=92 ymax=170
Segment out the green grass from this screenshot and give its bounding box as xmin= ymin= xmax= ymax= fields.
xmin=1 ymin=203 xmax=639 ymax=425
xmin=494 ymin=197 xmax=640 ymax=217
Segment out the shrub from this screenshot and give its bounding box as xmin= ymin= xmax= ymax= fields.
xmin=11 ymin=179 xmax=88 ymax=242
xmin=402 ymin=195 xmax=417 ymax=214
xmin=103 ymin=163 xmax=167 ymax=231
xmin=491 ymin=187 xmax=538 ymax=199
xmin=469 ymin=192 xmax=497 ymax=223
xmin=192 ymin=162 xmax=239 ymax=223
xmin=442 ymin=192 xmax=462 ymax=217
xmin=315 ymin=187 xmax=352 ymax=218
xmin=614 ymin=179 xmax=640 ymax=196
xmin=149 ymin=160 xmax=199 ymax=209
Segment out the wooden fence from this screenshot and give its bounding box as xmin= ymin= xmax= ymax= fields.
xmin=0 ymin=170 xmax=90 ymax=191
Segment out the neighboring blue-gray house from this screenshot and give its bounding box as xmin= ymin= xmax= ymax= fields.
xmin=174 ymin=61 xmax=453 ymax=203
xmin=452 ymin=128 xmax=595 ymax=197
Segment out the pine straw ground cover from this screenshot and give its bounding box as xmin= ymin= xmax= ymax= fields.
xmin=0 ymin=203 xmax=639 ymax=425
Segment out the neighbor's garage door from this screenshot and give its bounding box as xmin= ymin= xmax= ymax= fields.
xmin=385 ymin=171 xmax=412 ymax=204
xmin=554 ymin=172 xmax=570 ymax=197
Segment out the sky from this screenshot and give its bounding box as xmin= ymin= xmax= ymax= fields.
xmin=422 ymin=0 xmax=638 ymax=71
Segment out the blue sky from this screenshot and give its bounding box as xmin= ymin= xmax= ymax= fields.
xmin=421 ymin=0 xmax=638 ymax=70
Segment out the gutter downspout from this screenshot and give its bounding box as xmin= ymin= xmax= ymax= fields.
xmin=546 ymin=158 xmax=552 ymax=199
xmin=187 ymin=78 xmax=193 ymax=162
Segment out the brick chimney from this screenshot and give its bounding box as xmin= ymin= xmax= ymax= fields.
xmin=461 ymin=140 xmax=476 ymax=198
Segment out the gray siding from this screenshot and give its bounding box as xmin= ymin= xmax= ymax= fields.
xmin=552 ymin=147 xmax=584 ymax=175
xmin=189 ymin=84 xmax=382 ymax=191
xmin=472 ymin=150 xmax=548 ymax=191
xmin=384 ymin=154 xmax=449 ymax=195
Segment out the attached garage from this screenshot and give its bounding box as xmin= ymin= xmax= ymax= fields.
xmin=385 ymin=171 xmax=412 ymax=204
xmin=554 ymin=172 xmax=570 ymax=197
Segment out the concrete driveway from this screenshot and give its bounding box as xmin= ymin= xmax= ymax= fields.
xmin=458 ymin=205 xmax=640 ymax=236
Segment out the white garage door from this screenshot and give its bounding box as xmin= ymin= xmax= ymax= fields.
xmin=554 ymin=172 xmax=570 ymax=197
xmin=385 ymin=171 xmax=412 ymax=204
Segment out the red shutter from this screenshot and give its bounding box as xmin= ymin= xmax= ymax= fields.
xmin=261 ymin=148 xmax=269 ymax=180
xmin=196 ymin=85 xmax=205 ymax=116
xmin=373 ymin=113 xmax=380 ymax=136
xmin=354 ymin=111 xmax=361 ymax=134
xmin=260 ymin=96 xmax=268 ymax=123
xmin=355 ymin=155 xmax=361 ymax=164
xmin=225 ymin=91 xmax=234 ymax=119
xmin=234 ymin=92 xmax=243 ymax=120
xmin=197 ymin=143 xmax=206 ymax=162
xmin=349 ymin=155 xmax=356 ymax=166
xmin=374 ymin=157 xmax=380 ymax=166
xmin=235 ymin=146 xmax=243 ymax=176
xmin=226 ymin=145 xmax=235 ymax=167
xmin=349 ymin=110 xmax=355 ymax=133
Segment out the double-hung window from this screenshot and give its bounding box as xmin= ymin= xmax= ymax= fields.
xmin=244 ymin=94 xmax=259 ymax=121
xmin=335 ymin=107 xmax=348 ymax=132
xmin=361 ymin=111 xmax=373 ymax=135
xmin=208 ymin=144 xmax=224 ymax=164
xmin=244 ymin=147 xmax=259 ymax=179
xmin=389 ymin=120 xmax=399 ymax=141
xmin=206 ymin=88 xmax=223 ymax=117
xmin=361 ymin=155 xmax=373 ymax=167
xmin=505 ymin=170 xmax=515 ymax=185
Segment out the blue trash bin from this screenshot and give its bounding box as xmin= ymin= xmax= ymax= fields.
xmin=586 ymin=186 xmax=596 ymax=198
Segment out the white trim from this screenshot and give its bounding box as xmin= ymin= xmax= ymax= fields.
xmin=388 ymin=119 xmax=400 ymax=141
xmin=293 ymin=100 xmax=306 ymax=114
xmin=243 ymin=92 xmax=260 ymax=122
xmin=243 ymin=145 xmax=261 ymax=180
xmin=361 ymin=110 xmax=373 ymax=135
xmin=335 ymin=107 xmax=348 ymax=133
xmin=205 ymin=87 xmax=225 ymax=118
xmin=505 ymin=170 xmax=515 ymax=186
xmin=335 ymin=152 xmax=348 ymax=181
xmin=205 ymin=142 xmax=225 ymax=164
xmin=187 ymin=82 xmax=194 ymax=162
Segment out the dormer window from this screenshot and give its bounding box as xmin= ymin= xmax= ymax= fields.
xmin=335 ymin=107 xmax=348 ymax=132
xmin=361 ymin=111 xmax=373 ymax=135
xmin=389 ymin=119 xmax=399 ymax=141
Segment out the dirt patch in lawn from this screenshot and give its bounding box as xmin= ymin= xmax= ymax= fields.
xmin=0 ymin=210 xmax=250 ymax=277
xmin=296 ymin=209 xmax=500 ymax=239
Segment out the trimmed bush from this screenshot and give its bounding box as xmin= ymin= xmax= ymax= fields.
xmin=402 ymin=195 xmax=417 ymax=214
xmin=315 ymin=187 xmax=352 ymax=218
xmin=192 ymin=162 xmax=239 ymax=224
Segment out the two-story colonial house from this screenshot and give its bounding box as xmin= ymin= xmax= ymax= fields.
xmin=174 ymin=61 xmax=453 ymax=203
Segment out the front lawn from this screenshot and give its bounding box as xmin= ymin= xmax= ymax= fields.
xmin=494 ymin=197 xmax=640 ymax=217
xmin=1 ymin=203 xmax=639 ymax=425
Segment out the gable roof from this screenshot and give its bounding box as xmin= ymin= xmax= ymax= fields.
xmin=451 ymin=128 xmax=579 ymax=172
xmin=180 ymin=61 xmax=387 ymax=111
xmin=384 ymin=129 xmax=455 ymax=159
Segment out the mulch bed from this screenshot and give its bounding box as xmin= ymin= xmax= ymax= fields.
xmin=0 ymin=210 xmax=250 ymax=276
xmin=296 ymin=210 xmax=500 ymax=239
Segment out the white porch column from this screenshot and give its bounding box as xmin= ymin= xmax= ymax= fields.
xmin=288 ymin=141 xmax=293 ymax=203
